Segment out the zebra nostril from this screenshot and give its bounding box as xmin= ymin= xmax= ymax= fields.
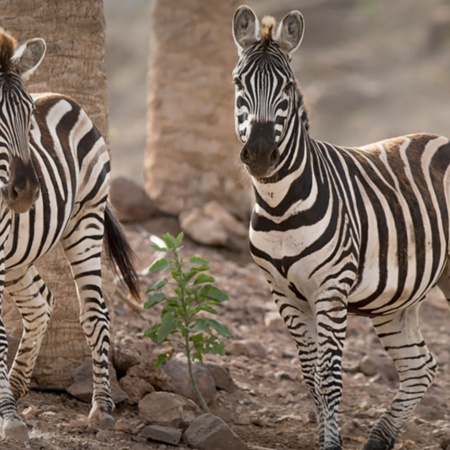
xmin=269 ymin=148 xmax=279 ymax=165
xmin=10 ymin=185 xmax=20 ymax=200
xmin=241 ymin=147 xmax=251 ymax=164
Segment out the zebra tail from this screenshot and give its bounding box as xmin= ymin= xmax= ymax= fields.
xmin=104 ymin=203 xmax=141 ymax=301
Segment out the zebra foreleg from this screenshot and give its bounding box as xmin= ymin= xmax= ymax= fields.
xmin=0 ymin=261 xmax=29 ymax=441
xmin=276 ymin=292 xmax=344 ymax=450
xmin=6 ymin=265 xmax=54 ymax=400
xmin=364 ymin=306 xmax=437 ymax=450
xmin=63 ymin=231 xmax=114 ymax=428
xmin=312 ymin=295 xmax=347 ymax=450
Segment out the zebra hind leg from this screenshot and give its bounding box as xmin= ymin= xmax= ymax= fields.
xmin=364 ymin=305 xmax=437 ymax=450
xmin=62 ymin=218 xmax=114 ymax=429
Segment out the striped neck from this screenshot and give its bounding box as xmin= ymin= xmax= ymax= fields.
xmin=252 ymin=87 xmax=314 ymax=209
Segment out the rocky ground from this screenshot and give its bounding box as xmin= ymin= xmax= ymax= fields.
xmin=2 ymin=213 xmax=450 ymax=450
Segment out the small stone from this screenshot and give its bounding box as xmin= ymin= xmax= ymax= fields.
xmin=230 ymin=340 xmax=267 ymax=359
xmin=359 ymin=354 xmax=398 ymax=383
xmin=141 ymin=425 xmax=182 ymax=445
xmin=161 ymin=356 xmax=217 ymax=404
xmin=204 ymin=362 xmax=236 ymax=391
xmin=115 ymin=417 xmax=132 ymax=433
xmin=119 ymin=375 xmax=155 ymax=404
xmin=68 ymin=418 xmax=87 ymax=431
xmin=183 ymin=413 xmax=248 ymax=450
xmin=22 ymin=405 xmax=39 ymax=420
xmin=264 ymin=311 xmax=284 ymax=330
xmin=139 ymin=392 xmax=201 ymax=429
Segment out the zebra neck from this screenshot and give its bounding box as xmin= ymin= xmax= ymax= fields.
xmin=252 ymin=112 xmax=316 ymax=210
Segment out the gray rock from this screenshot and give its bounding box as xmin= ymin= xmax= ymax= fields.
xmin=109 ymin=176 xmax=158 ymax=223
xmin=359 ymin=354 xmax=398 ymax=383
xmin=183 ymin=414 xmax=248 ymax=450
xmin=139 ymin=391 xmax=201 ymax=429
xmin=204 ymin=362 xmax=236 ymax=392
xmin=179 ymin=201 xmax=248 ymax=250
xmin=230 ymin=339 xmax=268 ymax=359
xmin=161 ymin=356 xmax=217 ymax=404
xmin=141 ymin=425 xmax=182 ymax=445
xmin=66 ymin=357 xmax=128 ymax=404
xmin=119 ymin=374 xmax=155 ymax=404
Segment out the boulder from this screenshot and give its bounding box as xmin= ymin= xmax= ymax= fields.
xmin=183 ymin=414 xmax=248 ymax=450
xmin=109 ymin=176 xmax=159 ymax=223
xmin=138 ymin=392 xmax=201 ymax=429
xmin=180 ymin=201 xmax=248 ymax=250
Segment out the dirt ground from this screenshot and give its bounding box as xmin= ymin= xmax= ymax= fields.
xmin=2 ymin=213 xmax=450 ymax=450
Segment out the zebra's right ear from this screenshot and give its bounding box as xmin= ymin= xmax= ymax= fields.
xmin=233 ymin=5 xmax=260 ymax=54
xmin=11 ymin=37 xmax=46 ymax=81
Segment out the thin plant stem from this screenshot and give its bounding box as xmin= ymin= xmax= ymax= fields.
xmin=174 ymin=247 xmax=210 ymax=413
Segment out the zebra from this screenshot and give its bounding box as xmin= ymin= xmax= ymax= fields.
xmin=0 ymin=29 xmax=140 ymax=441
xmin=233 ymin=6 xmax=450 ymax=450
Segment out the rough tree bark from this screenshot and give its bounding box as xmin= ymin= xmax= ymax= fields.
xmin=145 ymin=0 xmax=252 ymax=220
xmin=0 ymin=0 xmax=113 ymax=387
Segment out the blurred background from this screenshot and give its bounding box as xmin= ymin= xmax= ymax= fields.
xmin=105 ymin=0 xmax=450 ymax=191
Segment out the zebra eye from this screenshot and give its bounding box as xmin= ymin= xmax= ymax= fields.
xmin=283 ymin=81 xmax=294 ymax=94
xmin=234 ymin=78 xmax=244 ymax=91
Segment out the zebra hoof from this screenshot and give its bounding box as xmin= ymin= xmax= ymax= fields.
xmin=3 ymin=418 xmax=29 ymax=442
xmin=87 ymin=407 xmax=115 ymax=429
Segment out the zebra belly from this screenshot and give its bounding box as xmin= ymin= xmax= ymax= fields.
xmin=250 ymin=224 xmax=447 ymax=316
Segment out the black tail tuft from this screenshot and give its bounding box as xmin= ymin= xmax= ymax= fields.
xmin=104 ymin=203 xmax=140 ymax=301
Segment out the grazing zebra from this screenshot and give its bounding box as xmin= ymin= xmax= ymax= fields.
xmin=233 ymin=6 xmax=450 ymax=450
xmin=0 ymin=29 xmax=139 ymax=440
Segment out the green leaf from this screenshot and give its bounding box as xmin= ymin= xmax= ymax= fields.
xmin=199 ymin=284 xmax=229 ymax=302
xmin=175 ymin=232 xmax=184 ymax=245
xmin=189 ymin=255 xmax=209 ymax=266
xmin=143 ymin=324 xmax=160 ymax=342
xmin=194 ymin=273 xmax=215 ymax=284
xmin=154 ymin=353 xmax=169 ymax=370
xmin=157 ymin=313 xmax=177 ymax=343
xmin=163 ymin=233 xmax=179 ymax=250
xmin=149 ymin=258 xmax=170 ymax=273
xmin=192 ymin=318 xmax=231 ymax=337
xmin=153 ymin=350 xmax=174 ymax=370
xmin=144 ymin=292 xmax=166 ymax=309
xmin=151 ymin=243 xmax=167 ymax=252
xmin=193 ymin=304 xmax=218 ymax=315
xmin=147 ymin=278 xmax=169 ymax=292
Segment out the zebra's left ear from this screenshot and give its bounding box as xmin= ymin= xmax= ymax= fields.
xmin=11 ymin=38 xmax=46 ymax=81
xmin=276 ymin=11 xmax=304 ymax=56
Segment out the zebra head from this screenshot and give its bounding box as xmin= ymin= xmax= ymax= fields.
xmin=232 ymin=6 xmax=304 ymax=180
xmin=0 ymin=30 xmax=45 ymax=213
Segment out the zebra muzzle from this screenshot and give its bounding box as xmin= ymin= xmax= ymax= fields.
xmin=240 ymin=121 xmax=280 ymax=178
xmin=2 ymin=157 xmax=40 ymax=213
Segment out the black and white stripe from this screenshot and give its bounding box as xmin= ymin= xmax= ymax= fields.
xmin=0 ymin=30 xmax=139 ymax=440
xmin=233 ymin=6 xmax=450 ymax=450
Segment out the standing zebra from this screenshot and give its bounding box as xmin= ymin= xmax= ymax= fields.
xmin=233 ymin=6 xmax=450 ymax=450
xmin=0 ymin=29 xmax=139 ymax=441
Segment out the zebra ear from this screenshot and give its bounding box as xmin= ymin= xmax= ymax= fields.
xmin=11 ymin=38 xmax=46 ymax=81
xmin=233 ymin=5 xmax=260 ymax=54
xmin=276 ymin=11 xmax=304 ymax=56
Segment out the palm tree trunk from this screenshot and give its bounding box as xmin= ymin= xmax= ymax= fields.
xmin=0 ymin=0 xmax=113 ymax=388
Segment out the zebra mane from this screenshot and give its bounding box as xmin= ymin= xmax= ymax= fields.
xmin=0 ymin=29 xmax=17 ymax=74
xmin=261 ymin=16 xmax=276 ymax=46
xmin=294 ymin=79 xmax=310 ymax=132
